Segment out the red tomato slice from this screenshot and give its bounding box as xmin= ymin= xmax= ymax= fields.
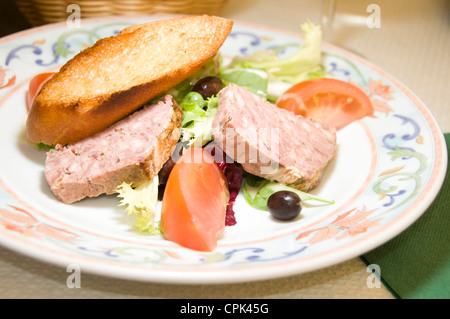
xmin=26 ymin=72 xmax=55 ymax=112
xmin=161 ymin=147 xmax=230 ymax=251
xmin=276 ymin=78 xmax=374 ymax=130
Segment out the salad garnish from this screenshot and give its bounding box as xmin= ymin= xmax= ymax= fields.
xmin=115 ymin=21 xmax=335 ymax=238
xmin=204 ymin=142 xmax=244 ymax=226
xmin=117 ymin=176 xmax=161 ymax=234
xmin=227 ymin=21 xmax=324 ymax=86
xmin=179 ymin=92 xmax=219 ymax=148
xmin=243 ymin=174 xmax=334 ymax=212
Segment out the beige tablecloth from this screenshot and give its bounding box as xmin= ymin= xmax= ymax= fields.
xmin=0 ymin=0 xmax=448 ymax=299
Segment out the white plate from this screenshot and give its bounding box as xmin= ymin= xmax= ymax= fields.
xmin=0 ymin=15 xmax=447 ymax=284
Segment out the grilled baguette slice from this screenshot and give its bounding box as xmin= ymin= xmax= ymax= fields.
xmin=26 ymin=15 xmax=233 ymax=146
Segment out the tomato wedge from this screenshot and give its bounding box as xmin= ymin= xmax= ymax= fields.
xmin=276 ymin=78 xmax=374 ymax=130
xmin=26 ymin=72 xmax=55 ymax=111
xmin=161 ymin=147 xmax=230 ymax=251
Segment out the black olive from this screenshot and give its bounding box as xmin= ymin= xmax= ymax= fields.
xmin=158 ymin=142 xmax=185 ymax=184
xmin=192 ymin=76 xmax=223 ymax=99
xmin=267 ymin=191 xmax=302 ymax=221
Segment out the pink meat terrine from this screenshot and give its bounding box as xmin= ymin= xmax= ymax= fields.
xmin=45 ymin=95 xmax=182 ymax=204
xmin=212 ymin=84 xmax=336 ymax=191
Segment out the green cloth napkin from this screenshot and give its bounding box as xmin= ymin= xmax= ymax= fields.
xmin=361 ymin=133 xmax=450 ymax=299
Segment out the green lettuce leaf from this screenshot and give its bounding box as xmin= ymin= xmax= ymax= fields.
xmin=227 ymin=21 xmax=323 ymax=84
xmin=117 ymin=176 xmax=161 ymax=234
xmin=34 ymin=143 xmax=55 ymax=151
xmin=180 ymin=92 xmax=219 ymax=147
xmin=163 ymin=54 xmax=222 ymax=104
xmin=219 ymin=68 xmax=268 ymax=98
xmin=243 ymin=174 xmax=334 ymax=211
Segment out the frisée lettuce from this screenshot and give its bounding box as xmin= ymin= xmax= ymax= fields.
xmin=179 ymin=92 xmax=219 ymax=147
xmin=117 ymin=176 xmax=161 ymax=234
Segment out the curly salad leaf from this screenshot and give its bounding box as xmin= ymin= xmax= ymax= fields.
xmin=227 ymin=21 xmax=324 ymax=86
xmin=179 ymin=92 xmax=219 ymax=148
xmin=243 ymin=174 xmax=334 ymax=211
xmin=117 ymin=176 xmax=161 ymax=234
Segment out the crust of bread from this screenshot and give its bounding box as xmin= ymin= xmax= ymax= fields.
xmin=26 ymin=15 xmax=233 ymax=145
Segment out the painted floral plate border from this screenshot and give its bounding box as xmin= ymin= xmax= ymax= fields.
xmin=0 ymin=15 xmax=447 ymax=284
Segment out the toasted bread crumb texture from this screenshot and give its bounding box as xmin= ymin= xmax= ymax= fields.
xmin=26 ymin=15 xmax=233 ymax=145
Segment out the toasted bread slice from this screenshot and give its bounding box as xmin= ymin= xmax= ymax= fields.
xmin=26 ymin=15 xmax=233 ymax=146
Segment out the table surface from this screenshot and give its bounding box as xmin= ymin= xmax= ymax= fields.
xmin=0 ymin=0 xmax=448 ymax=299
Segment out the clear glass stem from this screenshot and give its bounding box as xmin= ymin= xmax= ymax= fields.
xmin=321 ymin=0 xmax=337 ymax=42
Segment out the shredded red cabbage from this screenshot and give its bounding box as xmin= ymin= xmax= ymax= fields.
xmin=204 ymin=142 xmax=243 ymax=226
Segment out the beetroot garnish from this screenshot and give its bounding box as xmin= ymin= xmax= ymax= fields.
xmin=204 ymin=142 xmax=243 ymax=226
